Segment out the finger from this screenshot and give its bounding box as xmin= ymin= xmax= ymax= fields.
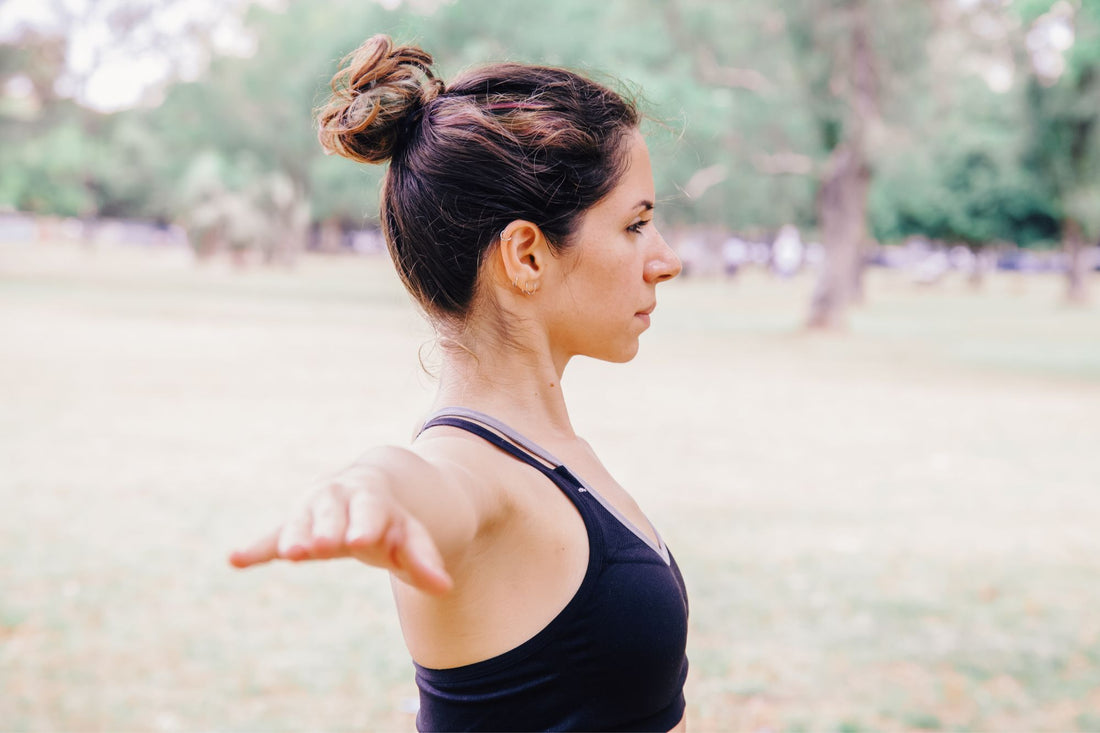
xmin=228 ymin=527 xmax=281 ymax=569
xmin=392 ymin=516 xmax=453 ymax=596
xmin=345 ymin=490 xmax=390 ymax=547
xmin=309 ymin=490 xmax=348 ymax=559
xmin=278 ymin=511 xmax=313 ymax=561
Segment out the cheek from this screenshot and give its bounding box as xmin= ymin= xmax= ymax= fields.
xmin=561 ymin=238 xmax=639 ymax=314
xmin=585 ymin=262 xmax=632 ymax=312
xmin=590 ymin=248 xmax=636 ymax=282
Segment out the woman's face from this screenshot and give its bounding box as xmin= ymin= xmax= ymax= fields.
xmin=543 ymin=130 xmax=681 ymax=365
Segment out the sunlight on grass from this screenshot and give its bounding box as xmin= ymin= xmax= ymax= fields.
xmin=2 ymin=242 xmax=1099 ymax=731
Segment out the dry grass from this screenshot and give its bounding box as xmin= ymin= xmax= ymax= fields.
xmin=2 ymin=240 xmax=1099 ymax=732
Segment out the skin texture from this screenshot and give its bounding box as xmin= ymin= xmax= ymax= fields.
xmin=230 ymin=131 xmax=685 ymax=728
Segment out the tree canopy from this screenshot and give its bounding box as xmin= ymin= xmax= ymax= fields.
xmin=1 ymin=0 xmax=1090 ymax=274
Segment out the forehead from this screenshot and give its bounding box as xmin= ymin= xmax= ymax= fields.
xmin=586 ymin=131 xmax=654 ymax=217
xmin=614 ymin=132 xmax=653 ymax=198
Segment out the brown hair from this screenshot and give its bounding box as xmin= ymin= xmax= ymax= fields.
xmin=317 ymin=34 xmax=639 ymax=326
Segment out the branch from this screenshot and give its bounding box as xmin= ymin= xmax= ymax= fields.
xmin=695 ymin=45 xmax=771 ymax=92
xmin=663 ymin=1 xmax=771 ymax=93
xmin=751 ymin=151 xmax=816 ymax=175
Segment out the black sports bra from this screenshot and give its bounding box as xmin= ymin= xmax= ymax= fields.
xmin=412 ymin=408 xmax=689 ymax=732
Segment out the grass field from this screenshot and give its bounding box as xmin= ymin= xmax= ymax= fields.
xmin=2 ymin=240 xmax=1099 ymax=732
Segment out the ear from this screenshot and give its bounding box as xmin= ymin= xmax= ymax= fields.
xmin=495 ymin=220 xmax=549 ymax=294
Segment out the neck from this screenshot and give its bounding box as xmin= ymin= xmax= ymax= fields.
xmin=431 ymin=333 xmax=576 ymax=441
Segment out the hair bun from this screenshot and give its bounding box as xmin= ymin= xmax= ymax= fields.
xmin=317 ymin=35 xmax=443 ymax=164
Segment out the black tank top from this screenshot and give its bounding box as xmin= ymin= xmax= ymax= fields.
xmin=413 ymin=408 xmax=689 ymax=732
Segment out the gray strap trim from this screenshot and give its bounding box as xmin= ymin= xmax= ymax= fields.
xmin=420 ymin=406 xmax=564 ymax=468
xmin=572 ymin=475 xmax=670 ymax=564
xmin=421 ymin=406 xmax=670 ymax=565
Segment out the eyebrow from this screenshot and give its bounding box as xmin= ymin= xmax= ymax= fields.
xmin=636 ymin=200 xmax=654 ymax=211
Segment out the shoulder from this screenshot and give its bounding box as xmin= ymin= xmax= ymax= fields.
xmin=410 ymin=426 xmax=520 ymax=519
xmin=341 ymin=434 xmax=517 ymax=563
xmin=355 ymin=435 xmax=510 ymax=515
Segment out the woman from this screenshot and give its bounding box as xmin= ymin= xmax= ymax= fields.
xmin=230 ymin=34 xmax=688 ymax=732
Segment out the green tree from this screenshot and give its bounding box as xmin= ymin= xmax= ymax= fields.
xmin=870 ymin=100 xmax=1060 ymax=284
xmin=133 ymin=1 xmax=413 ymax=258
xmin=659 ymin=0 xmax=819 ymax=237
xmin=0 ymin=32 xmax=99 ymax=217
xmin=1018 ymin=0 xmax=1100 ymax=303
xmin=781 ymin=0 xmax=940 ymax=328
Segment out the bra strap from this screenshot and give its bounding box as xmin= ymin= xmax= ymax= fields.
xmin=420 ymin=416 xmax=561 ymax=481
xmin=419 ymin=409 xmax=587 ymax=492
xmin=420 ymin=407 xmax=564 ymax=466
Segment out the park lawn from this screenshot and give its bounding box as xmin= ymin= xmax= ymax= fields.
xmin=2 ymin=241 xmax=1099 ymax=732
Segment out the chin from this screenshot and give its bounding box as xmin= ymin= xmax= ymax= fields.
xmin=595 ymin=342 xmax=640 ymax=364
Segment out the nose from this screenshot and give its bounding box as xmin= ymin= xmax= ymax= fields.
xmin=645 ymin=228 xmax=682 ymax=283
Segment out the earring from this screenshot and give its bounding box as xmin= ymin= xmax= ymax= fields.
xmin=500 ymin=229 xmax=510 ymax=242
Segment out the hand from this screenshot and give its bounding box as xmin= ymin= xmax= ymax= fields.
xmin=228 ymin=480 xmax=454 ymax=596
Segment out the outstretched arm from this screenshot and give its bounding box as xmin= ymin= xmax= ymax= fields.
xmin=228 ymin=445 xmax=485 ymax=596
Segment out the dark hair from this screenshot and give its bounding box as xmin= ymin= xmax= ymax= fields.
xmin=317 ymin=35 xmax=639 ymax=325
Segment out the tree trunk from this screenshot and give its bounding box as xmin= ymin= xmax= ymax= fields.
xmin=808 ymin=143 xmax=870 ymax=329
xmin=195 ymin=228 xmax=224 ymax=261
xmin=806 ymin=0 xmax=877 ymax=330
xmin=850 ymin=236 xmax=871 ymax=306
xmin=1065 ymin=218 xmax=1090 ymax=305
xmin=968 ymin=244 xmax=985 ymax=290
xmin=317 ymin=218 xmax=343 ymax=254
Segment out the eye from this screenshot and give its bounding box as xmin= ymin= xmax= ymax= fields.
xmin=626 ymin=219 xmax=651 ymax=235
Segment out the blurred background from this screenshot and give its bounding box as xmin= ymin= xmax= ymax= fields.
xmin=2 ymin=0 xmax=1099 ymax=731
xmin=2 ymin=0 xmax=1098 ymax=311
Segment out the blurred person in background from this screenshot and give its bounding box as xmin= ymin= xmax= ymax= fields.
xmin=229 ymin=35 xmax=688 ymax=732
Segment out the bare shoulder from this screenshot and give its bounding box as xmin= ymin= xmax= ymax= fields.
xmin=410 ymin=425 xmax=519 ymax=521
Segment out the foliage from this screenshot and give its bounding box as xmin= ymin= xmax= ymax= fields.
xmin=1021 ymin=1 xmax=1100 ymax=240
xmin=0 ymin=0 xmax=1089 ymax=255
xmin=870 ymin=115 xmax=1060 ymax=247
